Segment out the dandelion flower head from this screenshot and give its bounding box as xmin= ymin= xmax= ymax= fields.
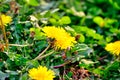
xmin=105 ymin=41 xmax=120 ymax=56
xmin=0 ymin=14 xmax=12 ymax=26
xmin=28 ymin=66 xmax=55 ymax=80
xmin=42 ymin=26 xmax=76 ymax=49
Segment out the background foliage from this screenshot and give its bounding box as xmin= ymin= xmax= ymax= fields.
xmin=0 ymin=0 xmax=120 ymax=80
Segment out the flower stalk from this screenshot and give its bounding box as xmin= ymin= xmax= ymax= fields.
xmin=34 ymin=44 xmax=51 ymax=60
xmin=38 ymin=50 xmax=54 ymax=60
xmin=0 ymin=13 xmax=8 ymax=49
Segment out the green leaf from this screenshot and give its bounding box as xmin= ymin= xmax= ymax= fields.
xmin=6 ymin=70 xmax=19 ymax=75
xmin=67 ymin=71 xmax=73 ymax=78
xmin=106 ymin=61 xmax=120 ymax=71
xmin=106 ymin=36 xmax=113 ymax=42
xmin=7 ymin=53 xmax=28 ymax=66
xmin=26 ymin=60 xmax=39 ymax=68
xmin=59 ymin=16 xmax=71 ymax=25
xmin=72 ymin=43 xmax=93 ymax=59
xmin=65 ymin=26 xmax=76 ymax=36
xmin=104 ymin=18 xmax=117 ymax=28
xmin=93 ymin=68 xmax=104 ymax=76
xmin=19 ymin=73 xmax=28 ymax=80
xmin=30 ymin=27 xmax=45 ymax=40
xmin=93 ymin=16 xmax=104 ymax=27
xmin=72 ymin=26 xmax=103 ymax=40
xmin=49 ymin=18 xmax=57 ymax=25
xmin=25 ymin=0 xmax=39 ymax=6
xmin=78 ymin=34 xmax=85 ymax=43
xmin=72 ymin=44 xmax=88 ymax=52
xmin=109 ymin=0 xmax=120 ymax=9
xmin=79 ymin=63 xmax=90 ymax=69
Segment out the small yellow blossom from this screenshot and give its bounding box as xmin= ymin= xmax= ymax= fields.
xmin=105 ymin=41 xmax=120 ymax=56
xmin=28 ymin=66 xmax=55 ymax=80
xmin=0 ymin=14 xmax=12 ymax=26
xmin=42 ymin=26 xmax=76 ymax=49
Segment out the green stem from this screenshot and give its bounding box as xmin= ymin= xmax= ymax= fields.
xmin=9 ymin=44 xmax=33 ymax=47
xmin=38 ymin=50 xmax=54 ymax=60
xmin=34 ymin=44 xmax=51 ymax=60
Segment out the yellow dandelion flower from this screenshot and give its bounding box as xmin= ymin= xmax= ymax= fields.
xmin=42 ymin=26 xmax=76 ymax=49
xmin=54 ymin=36 xmax=76 ymax=49
xmin=42 ymin=26 xmax=67 ymax=39
xmin=28 ymin=66 xmax=55 ymax=80
xmin=105 ymin=41 xmax=120 ymax=56
xmin=0 ymin=14 xmax=12 ymax=26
